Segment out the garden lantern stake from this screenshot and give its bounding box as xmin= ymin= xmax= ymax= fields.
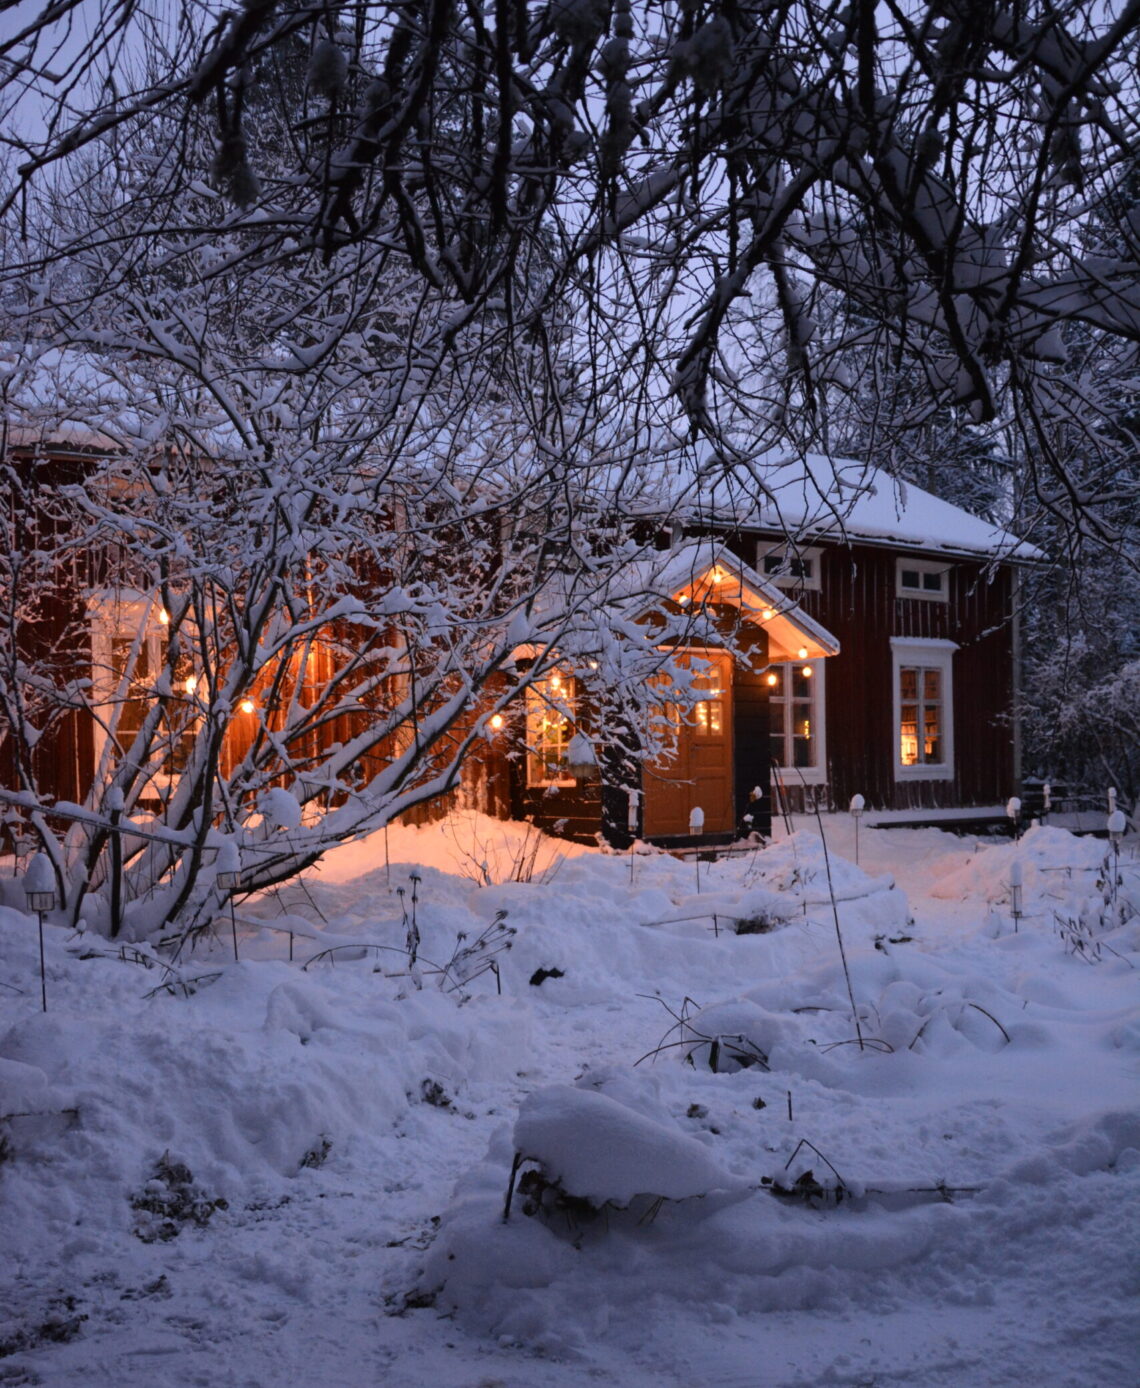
xmin=1009 ymin=860 xmax=1023 ymax=932
xmin=24 ymin=852 xmax=55 ymax=1012
xmin=215 ymin=842 xmax=242 ymax=962
xmin=849 ymin=794 xmax=866 ymax=865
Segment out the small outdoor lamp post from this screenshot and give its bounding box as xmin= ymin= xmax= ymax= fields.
xmin=849 ymin=793 xmax=866 ymax=865
xmin=24 ymin=852 xmax=56 ymax=1012
xmin=1107 ymin=809 xmax=1127 ymax=910
xmin=1006 ymin=796 xmax=1022 ymax=842
xmin=689 ymin=805 xmax=705 ymax=893
xmin=215 ymin=841 xmax=242 ymax=962
xmin=1009 ymin=859 xmax=1023 ymax=932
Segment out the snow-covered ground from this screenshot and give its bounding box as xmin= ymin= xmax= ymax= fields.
xmin=2 ymin=813 xmax=1138 ymax=1387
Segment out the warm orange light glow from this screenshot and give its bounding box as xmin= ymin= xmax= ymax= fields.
xmin=766 ymin=672 xmax=778 ymax=686
xmin=183 ymin=675 xmax=198 ymax=694
xmin=550 ymin=673 xmax=562 ymax=689
xmin=761 ymin=608 xmax=774 ymax=621
xmin=240 ymin=699 xmax=256 ymax=714
xmin=802 ymin=665 xmax=813 ymax=678
xmin=158 ymin=608 xmax=170 ymax=625
xmin=797 ymin=647 xmax=809 ymax=659
xmin=489 ymin=713 xmax=504 ymax=730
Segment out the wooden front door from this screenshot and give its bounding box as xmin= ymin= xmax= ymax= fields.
xmin=642 ymin=651 xmax=735 ymax=837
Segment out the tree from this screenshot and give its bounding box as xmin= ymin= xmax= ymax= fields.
xmin=3 ymin=1 xmax=1137 ymax=542
xmin=0 ymin=68 xmax=714 ymax=940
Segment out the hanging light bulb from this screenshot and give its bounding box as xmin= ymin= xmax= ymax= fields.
xmin=766 ymin=672 xmax=778 ymax=686
xmin=761 ymin=608 xmax=774 ymax=621
xmin=240 ymin=698 xmax=256 ymax=714
xmin=797 ymin=647 xmax=808 ymax=660
xmin=489 ymin=713 xmax=504 ymax=730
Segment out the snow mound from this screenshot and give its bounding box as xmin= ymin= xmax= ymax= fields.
xmin=513 ymin=1083 xmax=742 ymax=1205
xmin=931 ymin=825 xmax=1108 ymax=903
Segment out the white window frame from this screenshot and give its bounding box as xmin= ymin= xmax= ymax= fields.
xmin=890 ymin=638 xmax=956 ymax=781
xmin=756 ymin=542 xmax=823 ymax=592
xmin=768 ymin=658 xmax=827 ymax=786
xmin=896 ymin=556 xmax=951 ymax=602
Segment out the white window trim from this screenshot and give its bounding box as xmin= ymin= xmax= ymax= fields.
xmin=769 ymin=658 xmax=827 ymax=786
xmin=757 ymin=542 xmax=823 ymax=592
xmin=890 ymin=637 xmax=956 ymax=781
xmin=896 ymin=556 xmax=951 ymax=602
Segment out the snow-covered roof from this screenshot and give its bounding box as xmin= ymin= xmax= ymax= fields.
xmin=657 ymin=452 xmax=1044 ymax=563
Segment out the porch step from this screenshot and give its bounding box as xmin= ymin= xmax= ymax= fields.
xmin=862 ymin=805 xmax=1013 ymax=835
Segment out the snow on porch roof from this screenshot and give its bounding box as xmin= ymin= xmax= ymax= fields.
xmin=647 ymin=450 xmax=1044 ymax=563
xmin=624 ymin=538 xmax=840 ymax=662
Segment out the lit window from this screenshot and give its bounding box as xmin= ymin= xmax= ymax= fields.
xmin=898 ymin=666 xmax=943 ymax=766
xmin=891 ymin=639 xmax=956 ymax=780
xmin=896 ymin=558 xmax=950 ymax=601
xmin=691 ymin=667 xmax=724 ymax=736
xmin=525 ymin=675 xmax=577 ymax=786
xmin=768 ymin=660 xmax=826 ymax=783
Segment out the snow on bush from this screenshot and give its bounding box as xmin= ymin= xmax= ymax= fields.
xmin=512 ymin=1082 xmax=743 ymax=1207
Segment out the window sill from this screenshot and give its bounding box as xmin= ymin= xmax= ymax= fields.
xmin=894 ymin=764 xmax=954 ymax=782
xmin=772 ymin=767 xmax=828 ymax=787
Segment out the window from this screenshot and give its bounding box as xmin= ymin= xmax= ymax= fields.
xmin=690 ymin=664 xmax=725 ymax=736
xmin=90 ymin=592 xmax=198 ymax=791
xmin=767 ymin=659 xmax=826 ymax=784
xmin=896 ymin=557 xmax=950 ymax=601
xmin=757 ymin=543 xmax=823 ymax=592
xmin=525 ymin=673 xmax=577 ymax=786
xmin=890 ymin=638 xmax=956 ymax=780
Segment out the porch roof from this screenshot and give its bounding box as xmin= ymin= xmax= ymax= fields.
xmin=626 ymin=538 xmax=840 ymax=662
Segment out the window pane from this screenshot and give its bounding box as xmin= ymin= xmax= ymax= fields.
xmin=923 ymin=668 xmax=941 ymax=702
xmin=792 ymin=668 xmax=812 ymax=698
xmin=900 ymin=667 xmax=917 ymax=700
xmin=900 ymin=569 xmax=921 ymax=589
xmin=767 ymin=666 xmax=784 ymax=696
xmin=793 ymin=708 xmax=814 ymax=767
xmin=769 ymin=705 xmax=785 ymax=735
xmin=693 ymin=696 xmax=722 ymax=735
xmin=900 ymin=704 xmax=919 ymax=765
xmin=923 ymin=571 xmax=942 ymax=592
xmin=923 ymin=705 xmax=941 ymax=763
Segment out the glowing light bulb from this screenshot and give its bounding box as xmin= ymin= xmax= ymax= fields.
xmin=801 ymin=665 xmax=812 ymax=678
xmin=183 ymin=675 xmax=198 ymax=694
xmin=489 ymin=713 xmax=504 ymax=730
xmin=761 ymin=608 xmax=774 ymax=621
xmin=240 ymin=699 xmax=255 ymax=714
xmin=158 ymin=608 xmax=170 ymax=625
xmin=766 ymin=673 xmax=778 ymax=686
xmin=797 ymin=647 xmax=808 ymax=660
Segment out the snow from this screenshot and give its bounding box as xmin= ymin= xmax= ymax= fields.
xmin=1 ymin=811 xmax=1137 ymax=1386
xmin=647 ymin=451 xmax=1044 ymax=563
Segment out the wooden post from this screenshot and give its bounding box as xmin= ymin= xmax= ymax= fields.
xmin=108 ymin=789 xmax=124 ymax=940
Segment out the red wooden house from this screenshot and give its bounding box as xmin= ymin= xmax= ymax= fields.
xmin=2 ymin=429 xmax=1040 ymax=853
xmin=475 ymin=455 xmax=1041 ymax=845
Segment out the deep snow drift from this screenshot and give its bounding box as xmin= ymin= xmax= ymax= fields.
xmin=1 ymin=814 xmax=1137 ymax=1387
